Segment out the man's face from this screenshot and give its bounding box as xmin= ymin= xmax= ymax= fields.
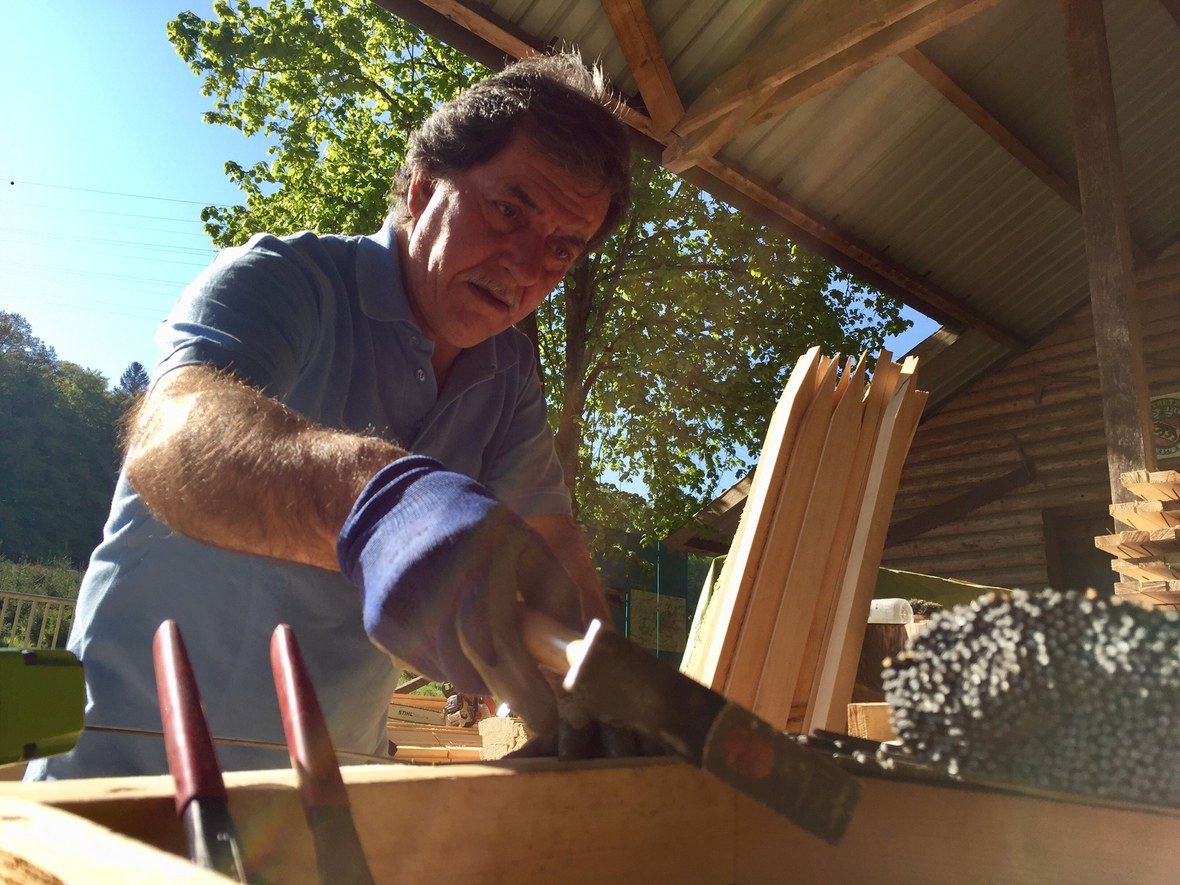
xmin=402 ymin=133 xmax=611 ymax=362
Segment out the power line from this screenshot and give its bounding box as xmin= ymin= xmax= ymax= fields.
xmin=8 ymin=179 xmax=228 ymax=208
xmin=3 ymin=200 xmax=212 ymax=225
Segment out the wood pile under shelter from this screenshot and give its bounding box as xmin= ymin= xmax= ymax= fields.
xmin=682 ymin=348 xmax=926 ymax=734
xmin=1101 ymin=469 xmax=1180 ymax=606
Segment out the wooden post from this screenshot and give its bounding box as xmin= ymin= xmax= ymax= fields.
xmin=1062 ymin=0 xmax=1157 ymax=505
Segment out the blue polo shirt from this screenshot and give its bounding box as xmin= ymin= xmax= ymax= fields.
xmin=29 ymin=223 xmax=570 ymax=779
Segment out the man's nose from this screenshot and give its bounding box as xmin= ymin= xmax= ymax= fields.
xmin=499 ymin=231 xmax=546 ymax=286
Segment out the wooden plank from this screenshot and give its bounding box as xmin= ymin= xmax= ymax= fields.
xmin=600 ymin=0 xmax=684 ymax=134
xmin=1114 ymin=580 xmax=1180 ymax=606
xmin=1110 ymin=499 xmax=1180 ymax=531
xmin=1094 ymin=527 xmax=1180 ymax=559
xmin=4 ymin=760 xmax=738 ymax=885
xmin=669 ymin=0 xmax=979 ymax=141
xmin=664 ymin=0 xmax=1002 ymax=172
xmin=1121 ymin=470 xmax=1180 ymax=501
xmin=809 ymin=361 xmax=928 ymax=733
xmin=734 ymin=766 xmax=1180 ymax=883
xmin=12 ymin=755 xmax=1180 ymax=883
xmin=0 ymin=796 xmax=228 ymax=883
xmin=681 ymin=347 xmax=824 ymax=688
xmin=746 ymin=358 xmax=867 ymax=722
xmin=846 ymin=702 xmax=896 ymax=742
xmin=721 ymin=355 xmax=842 ymax=705
xmin=796 ymin=355 xmax=903 ymax=730
xmin=1063 ymin=0 xmax=1157 ymax=503
xmin=1110 ymin=557 xmax=1180 ymax=582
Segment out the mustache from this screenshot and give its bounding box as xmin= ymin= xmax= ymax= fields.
xmin=465 ymin=273 xmax=516 ymax=309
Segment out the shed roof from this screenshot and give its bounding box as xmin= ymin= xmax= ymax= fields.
xmin=383 ymin=0 xmax=1180 ymax=410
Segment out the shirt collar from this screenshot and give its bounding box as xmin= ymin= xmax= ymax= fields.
xmin=356 ymin=220 xmax=503 ymax=378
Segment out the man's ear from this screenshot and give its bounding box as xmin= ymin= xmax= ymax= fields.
xmin=407 ymin=171 xmax=434 ymax=220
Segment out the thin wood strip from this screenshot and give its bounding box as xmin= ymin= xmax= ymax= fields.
xmin=1110 ymin=499 xmax=1180 ymax=530
xmin=1121 ymin=470 xmax=1180 ymax=501
xmin=809 ymin=360 xmax=927 ymax=733
xmin=1110 ymin=558 xmax=1180 ymax=582
xmin=747 ymin=357 xmax=868 ymax=722
xmin=1093 ymin=527 xmax=1180 ymax=559
xmin=798 ymin=353 xmax=905 ymax=731
xmin=681 ymin=347 xmax=824 ymax=688
xmin=721 ymin=356 xmax=842 ymax=704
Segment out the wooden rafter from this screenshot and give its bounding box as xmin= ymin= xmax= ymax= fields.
xmin=696 ymin=156 xmax=1027 ymax=349
xmin=900 ymin=47 xmax=1154 ymax=266
xmin=1162 ymin=0 xmax=1180 ymax=29
xmin=664 ymin=0 xmax=1000 ymax=173
xmin=402 ymin=0 xmax=1024 ymax=349
xmin=899 ymin=48 xmax=1081 ymax=212
xmin=600 ymin=0 xmax=683 ymax=135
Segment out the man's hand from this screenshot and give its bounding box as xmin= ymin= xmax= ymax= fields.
xmin=336 ymin=456 xmax=586 ymax=736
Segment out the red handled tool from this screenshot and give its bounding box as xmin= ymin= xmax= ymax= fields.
xmin=270 ymin=624 xmax=375 ymax=885
xmin=153 ymin=620 xmax=248 ymax=881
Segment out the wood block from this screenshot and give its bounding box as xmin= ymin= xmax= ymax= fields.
xmin=478 ymin=717 xmax=529 ymax=760
xmin=1110 ymin=557 xmax=1180 ymax=582
xmin=1121 ymin=470 xmax=1180 ymax=501
xmin=846 ymin=703 xmax=896 ymax=742
xmin=1110 ymin=499 xmax=1180 ymax=530
xmin=0 ymin=796 xmax=227 ymax=883
xmin=1094 ymin=527 xmax=1180 ymax=559
xmin=1114 ymin=580 xmax=1180 ymax=606
xmin=683 ymin=347 xmax=824 ymax=689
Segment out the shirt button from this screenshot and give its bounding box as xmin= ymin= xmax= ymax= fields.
xmin=415 ymin=368 xmax=427 ymax=382
xmin=411 ymin=335 xmax=420 ymax=346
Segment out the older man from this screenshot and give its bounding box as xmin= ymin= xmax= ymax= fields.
xmin=29 ymin=51 xmax=631 ymax=779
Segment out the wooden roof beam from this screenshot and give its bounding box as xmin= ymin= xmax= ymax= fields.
xmin=696 ymin=155 xmax=1028 ymax=350
xmin=664 ymin=0 xmax=1001 ymax=173
xmin=1162 ymin=0 xmax=1180 ymax=29
xmin=900 ymin=47 xmax=1153 ymax=266
xmin=600 ymin=0 xmax=683 ymax=136
xmin=403 ymin=0 xmax=1024 ymax=351
xmin=1064 ymin=0 xmax=1157 ymax=503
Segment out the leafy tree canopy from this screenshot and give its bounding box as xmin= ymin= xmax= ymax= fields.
xmin=0 ymin=313 xmax=123 ymax=565
xmin=168 ymin=1 xmax=909 ymax=546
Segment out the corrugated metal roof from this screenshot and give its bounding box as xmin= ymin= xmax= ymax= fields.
xmin=394 ymin=0 xmax=1179 ymax=410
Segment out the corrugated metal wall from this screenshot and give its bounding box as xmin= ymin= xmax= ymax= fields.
xmin=881 ymin=267 xmax=1180 ymax=591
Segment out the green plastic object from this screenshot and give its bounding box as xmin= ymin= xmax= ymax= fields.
xmin=0 ymin=648 xmax=84 ymax=766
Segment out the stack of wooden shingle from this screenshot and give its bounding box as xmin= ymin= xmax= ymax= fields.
xmin=680 ymin=347 xmax=927 ymax=734
xmin=1099 ymin=470 xmax=1180 ymax=607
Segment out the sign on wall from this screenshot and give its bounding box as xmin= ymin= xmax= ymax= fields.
xmin=1152 ymin=392 xmax=1180 ymax=460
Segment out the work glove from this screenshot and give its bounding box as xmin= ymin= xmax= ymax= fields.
xmin=337 ymin=455 xmax=585 ymax=736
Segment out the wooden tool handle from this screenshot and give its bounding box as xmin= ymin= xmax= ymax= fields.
xmin=270 ymin=624 xmax=350 ymax=811
xmin=519 ymin=609 xmax=595 ymax=683
xmin=152 ymin=620 xmax=227 ymax=815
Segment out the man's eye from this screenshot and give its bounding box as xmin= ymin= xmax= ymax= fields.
xmin=552 ymin=243 xmax=572 ymax=262
xmin=496 ymin=202 xmax=517 ymax=218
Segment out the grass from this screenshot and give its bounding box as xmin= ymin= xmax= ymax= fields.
xmin=0 ymin=558 xmax=83 ymax=600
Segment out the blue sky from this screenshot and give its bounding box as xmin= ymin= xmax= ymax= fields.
xmin=1 ymin=1 xmax=936 ymax=395
xmin=1 ymin=1 xmax=264 ymax=384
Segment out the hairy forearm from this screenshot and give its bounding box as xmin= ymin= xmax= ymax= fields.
xmin=125 ymin=365 xmax=405 ymax=570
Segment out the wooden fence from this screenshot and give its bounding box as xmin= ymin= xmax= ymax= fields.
xmin=0 ymin=592 xmax=75 ymax=649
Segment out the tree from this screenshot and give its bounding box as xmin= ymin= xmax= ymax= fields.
xmin=0 ymin=313 xmax=123 ymax=564
xmin=168 ymin=1 xmax=908 ymax=544
xmin=117 ymin=361 xmax=151 ymax=397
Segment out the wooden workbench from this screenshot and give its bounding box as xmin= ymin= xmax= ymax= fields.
xmin=3 ymin=756 xmax=1178 ymax=883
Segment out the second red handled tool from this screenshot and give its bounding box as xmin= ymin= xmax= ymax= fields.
xmin=271 ymin=624 xmax=375 ymax=885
